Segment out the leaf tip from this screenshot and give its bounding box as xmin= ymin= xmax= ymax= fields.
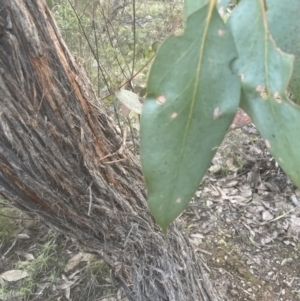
xmin=161 ymin=225 xmax=169 ymax=235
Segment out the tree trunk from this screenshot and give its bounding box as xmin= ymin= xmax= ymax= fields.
xmin=0 ymin=1 xmax=223 ymax=300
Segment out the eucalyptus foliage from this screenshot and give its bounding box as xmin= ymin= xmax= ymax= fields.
xmin=140 ymin=0 xmax=300 ymax=232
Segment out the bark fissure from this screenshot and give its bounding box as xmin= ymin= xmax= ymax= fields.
xmin=0 ymin=1 xmax=224 ymax=300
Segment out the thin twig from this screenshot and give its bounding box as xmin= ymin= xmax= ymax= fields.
xmin=88 ymin=185 xmax=92 ymax=216
xmin=100 ymin=8 xmax=183 ymax=102
xmin=99 ymin=127 xmax=127 ymax=161
xmin=131 ymin=0 xmax=136 ymax=77
xmin=102 ymin=158 xmax=126 ymax=165
xmin=3 ymin=239 xmax=17 ymax=257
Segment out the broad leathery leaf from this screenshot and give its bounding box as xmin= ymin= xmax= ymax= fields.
xmin=115 ymin=90 xmax=142 ymax=114
xmin=229 ymin=0 xmax=300 ymax=188
xmin=140 ymin=2 xmax=240 ymax=232
xmin=267 ymin=0 xmax=300 ymax=103
xmin=184 ymin=0 xmax=208 ymax=22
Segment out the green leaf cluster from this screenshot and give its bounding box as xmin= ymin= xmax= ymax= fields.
xmin=140 ymin=0 xmax=300 ymax=232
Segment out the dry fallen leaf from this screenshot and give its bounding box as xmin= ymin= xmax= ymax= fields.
xmin=1 ymin=270 xmax=29 ymax=282
xmin=262 ymin=210 xmax=274 ymax=221
xmin=64 ymin=252 xmax=92 ymax=272
xmin=288 ymin=215 xmax=300 ymax=239
xmin=115 ymin=90 xmax=142 ymax=114
xmin=16 ymin=233 xmax=30 ymax=240
xmin=57 ymin=275 xmax=79 ymax=290
xmin=16 ymin=251 xmax=35 ymax=261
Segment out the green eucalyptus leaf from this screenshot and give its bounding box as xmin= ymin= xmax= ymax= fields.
xmin=267 ymin=0 xmax=300 ymax=102
xmin=229 ymin=0 xmax=300 ymax=189
xmin=184 ymin=0 xmax=209 ymax=22
xmin=140 ymin=3 xmax=240 ymax=232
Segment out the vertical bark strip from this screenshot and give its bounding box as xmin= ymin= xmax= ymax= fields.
xmin=0 ymin=1 xmax=223 ymax=300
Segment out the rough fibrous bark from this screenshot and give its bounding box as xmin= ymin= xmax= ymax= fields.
xmin=0 ymin=1 xmax=224 ymax=300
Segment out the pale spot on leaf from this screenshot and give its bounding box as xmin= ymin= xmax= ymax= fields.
xmin=176 ymin=198 xmax=181 ymax=203
xmin=256 ymin=85 xmax=264 ymax=92
xmin=156 ymin=95 xmax=166 ymax=105
xmin=213 ymin=107 xmax=221 ymax=120
xmin=218 ymin=6 xmax=225 ymax=17
xmin=256 ymin=85 xmax=268 ymax=99
xmin=218 ymin=29 xmax=225 ymax=37
xmin=274 ymin=91 xmax=282 ymax=103
xmin=265 ymin=139 xmax=271 ymax=149
xmin=171 ymin=112 xmax=178 ymax=119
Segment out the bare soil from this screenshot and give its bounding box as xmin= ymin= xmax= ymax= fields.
xmin=182 ymin=126 xmax=300 ymax=301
